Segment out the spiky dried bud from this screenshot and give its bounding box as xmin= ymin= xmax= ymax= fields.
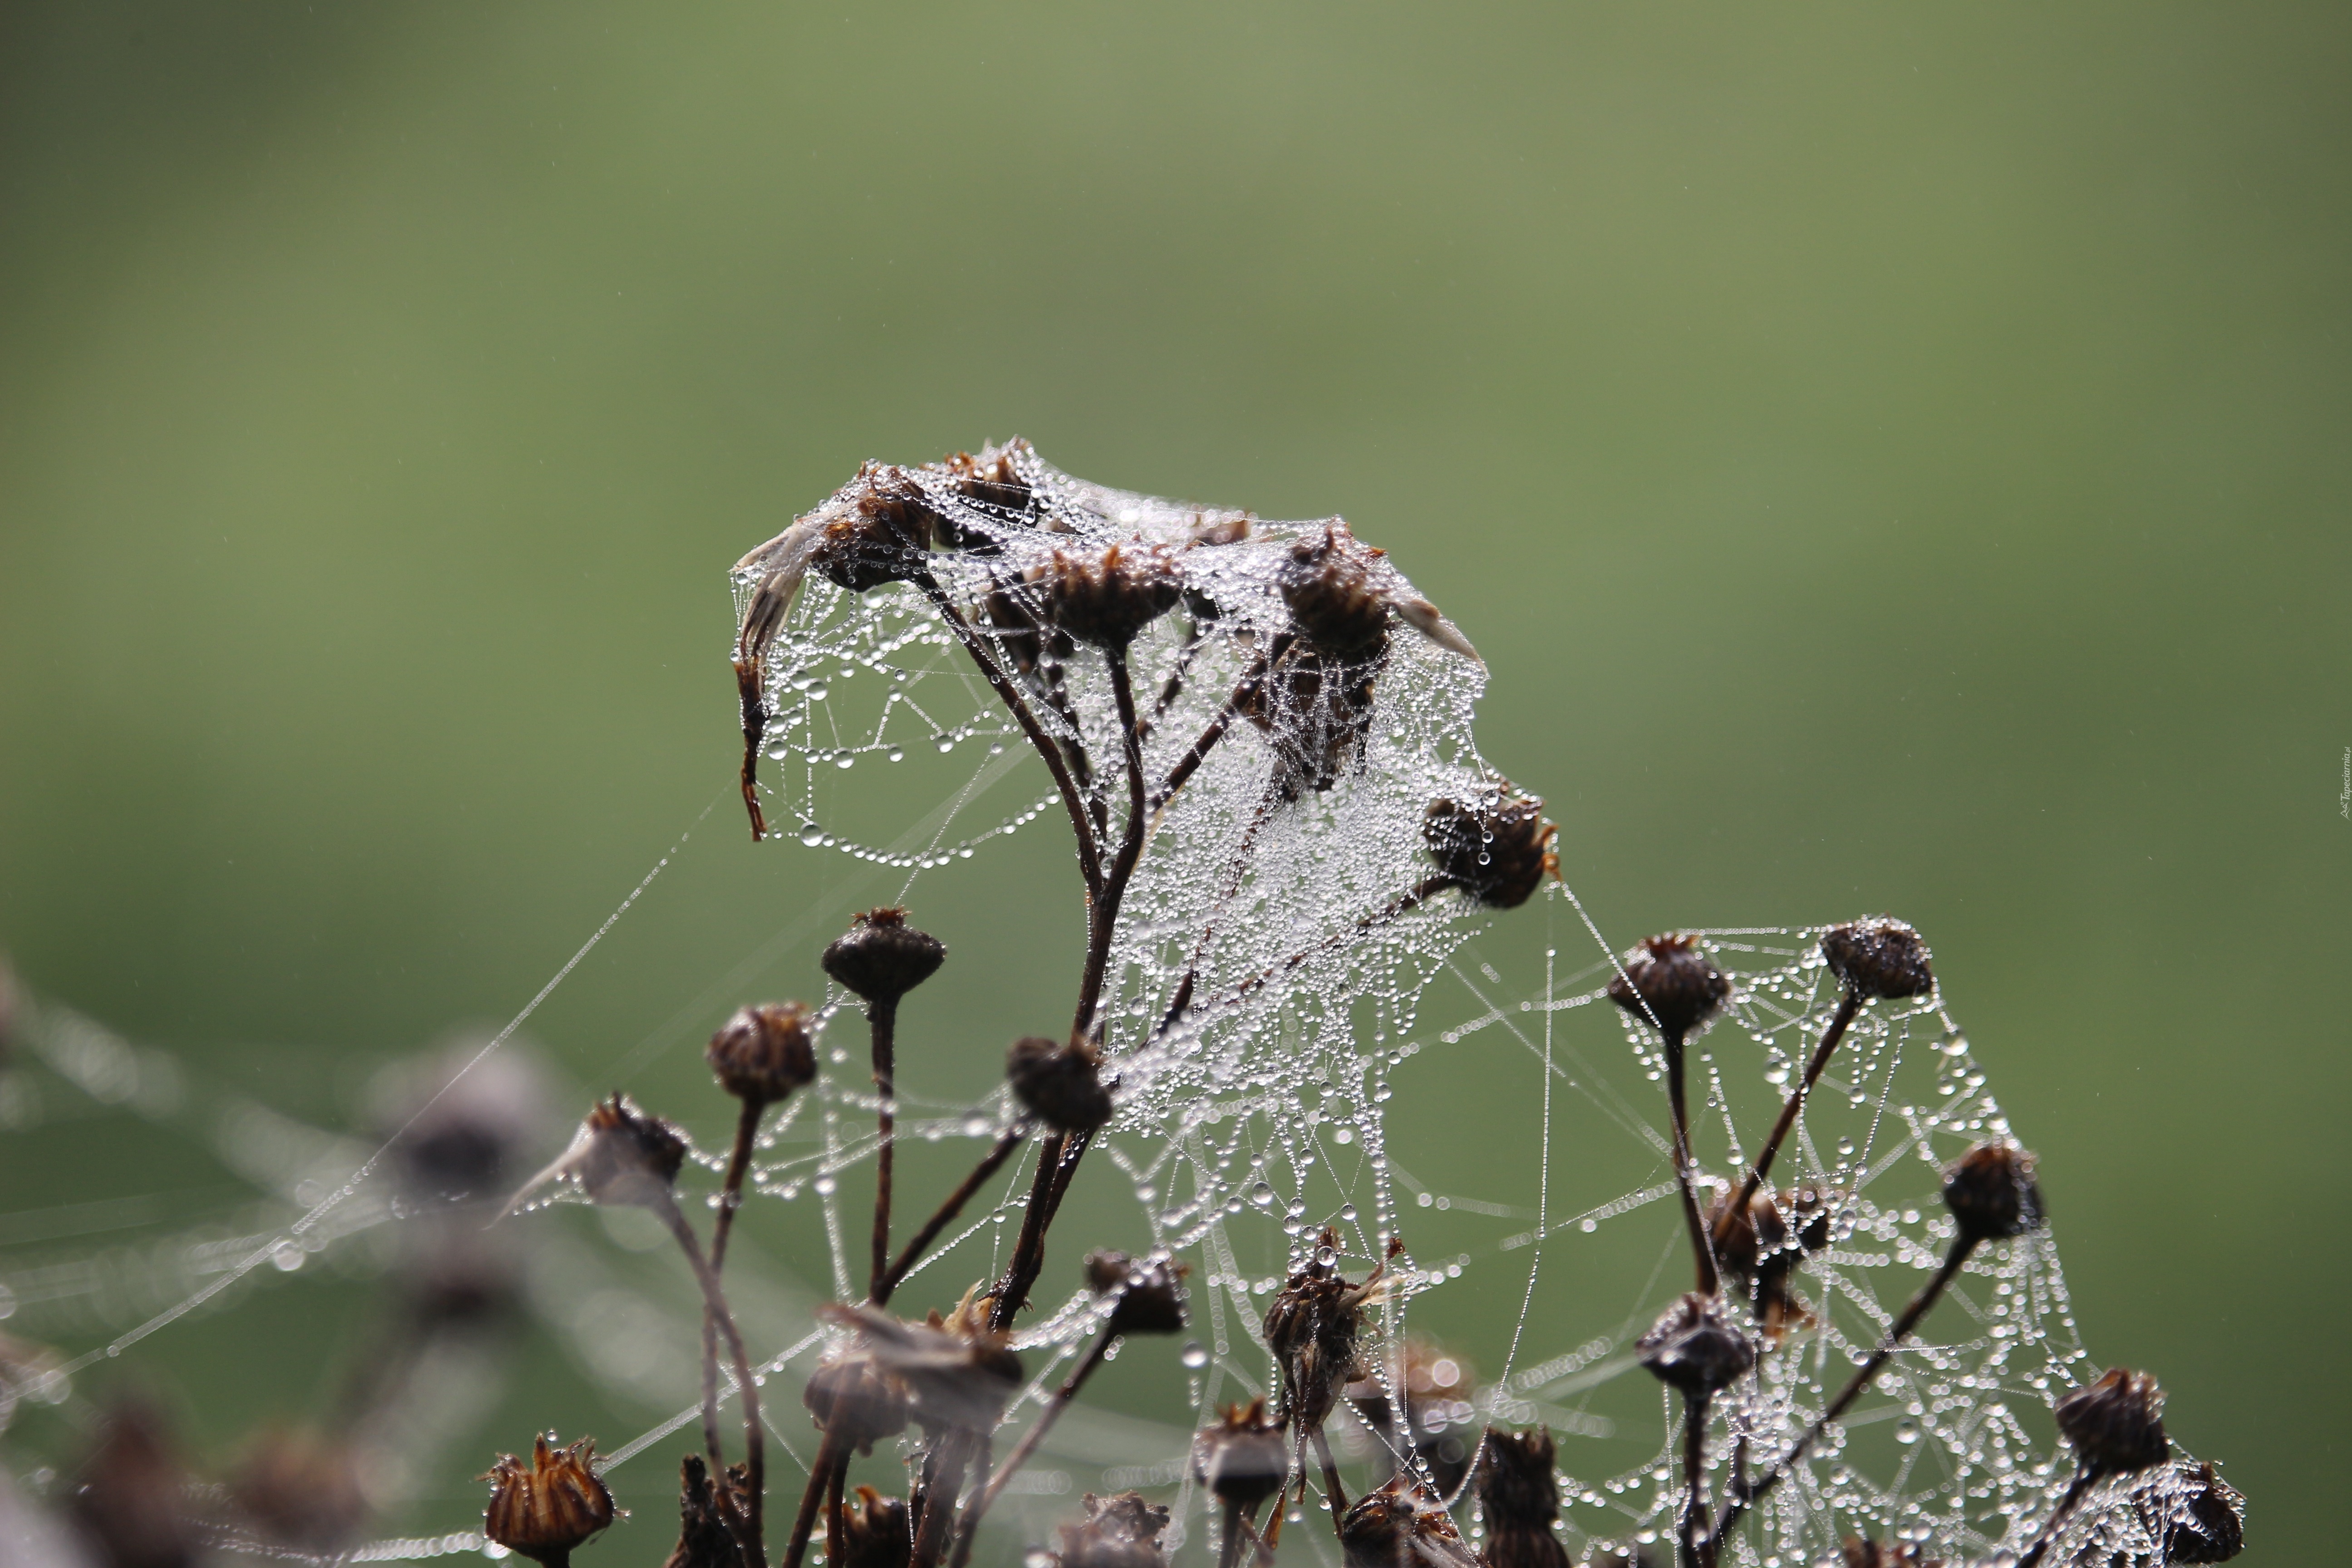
xmin=1007 ymin=1036 xmax=1114 ymax=1133
xmin=570 ymin=1095 xmax=688 ymax=1209
xmin=1475 ymin=1428 xmax=1571 ymax=1568
xmin=2055 ymin=1367 xmax=2169 ymax=1477
xmin=1264 ymin=1229 xmax=1392 ymax=1433
xmin=1940 ymin=1141 xmax=2043 ymax=1242
xmin=1051 ymin=1491 xmax=1171 ymax=1568
xmin=822 ymin=908 xmax=946 ymax=1005
xmin=800 ymin=1342 xmax=912 ymax=1456
xmin=941 ymin=439 xmax=1039 ymax=533
xmin=1636 ymin=1293 xmax=1754 ymax=1396
xmin=72 ymin=1402 xmax=191 ymax=1568
xmin=662 ymin=1454 xmax=746 ymax=1568
xmin=1606 ymin=935 xmax=1732 ymax=1041
xmin=835 ymin=1485 xmax=911 ymax=1568
xmin=1337 ymin=1476 xmax=1481 ymax=1568
xmin=1819 ymin=918 xmax=1935 ymax=1001
xmin=818 ymin=1300 xmax=1024 ymax=1436
xmin=1280 ymin=522 xmax=1393 ymax=654
xmin=230 ymin=1428 xmax=369 ymax=1551
xmin=2138 ymin=1460 xmax=2245 ymax=1564
xmin=810 ymin=464 xmax=941 ymax=593
xmin=1190 ymin=1399 xmax=1289 ymax=1513
xmin=1041 ymin=542 xmax=1182 ymax=649
xmin=706 ymin=1001 xmax=816 ymax=1106
xmin=482 ymin=1436 xmax=614 ymax=1566
xmin=1423 ymin=785 xmax=1557 ymax=910
xmin=1084 ymin=1250 xmax=1189 ymax=1335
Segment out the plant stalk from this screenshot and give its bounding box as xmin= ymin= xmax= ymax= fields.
xmin=947 ymin=1325 xmax=1119 ymax=1568
xmin=875 ymin=1126 xmax=1025 ymax=1307
xmin=659 ymin=1194 xmax=768 ymax=1568
xmin=867 ymin=995 xmax=900 ymax=1301
xmin=1721 ymin=988 xmax=1860 ymax=1232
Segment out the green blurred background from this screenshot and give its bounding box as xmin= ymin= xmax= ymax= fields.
xmin=2 ymin=2 xmax=2346 ymax=1558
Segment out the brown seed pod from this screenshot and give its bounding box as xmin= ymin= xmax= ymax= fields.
xmin=1040 ymin=542 xmax=1183 ymax=649
xmin=1190 ymin=1399 xmax=1289 ymax=1513
xmin=1940 ymin=1141 xmax=2044 ymax=1242
xmin=1336 ymin=1475 xmax=1481 ymax=1568
xmin=1263 ymin=1229 xmax=1392 ymax=1434
xmin=2137 ymin=1460 xmax=2245 ymax=1564
xmin=800 ymin=1340 xmax=912 ymax=1456
xmin=822 ymin=908 xmax=946 ymax=1005
xmin=817 ymin=1300 xmax=1024 ymax=1437
xmin=1238 ymin=639 xmax=1386 ymax=800
xmin=1635 ymin=1293 xmax=1754 ymax=1396
xmin=1474 ymin=1427 xmax=1571 ymax=1568
xmin=2055 ymin=1367 xmax=2170 ymax=1477
xmin=1606 ymin=935 xmax=1732 ymax=1040
xmin=482 ymin=1435 xmax=615 ymax=1567
xmin=559 ymin=1095 xmax=688 ymax=1210
xmin=1007 ymin=1035 xmax=1115 ymax=1134
xmin=662 ymin=1453 xmax=747 ymax=1568
xmin=808 ymin=464 xmax=942 ymax=593
xmin=705 ymin=1001 xmax=817 ymax=1106
xmin=940 ymin=438 xmax=1040 ymax=536
xmin=1280 ymin=521 xmax=1394 ymax=654
xmin=1083 ymin=1250 xmax=1190 ymax=1336
xmin=1051 ymin=1491 xmax=1171 ymax=1568
xmin=1819 ymin=918 xmax=1935 ymax=1001
xmin=1422 ymin=785 xmax=1557 ymax=910
xmin=834 ymin=1485 xmax=912 ymax=1568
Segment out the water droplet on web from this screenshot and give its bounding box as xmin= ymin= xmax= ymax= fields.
xmin=799 ymin=822 xmax=824 ymax=847
xmin=1339 ymin=1203 xmax=1358 ymax=1222
xmin=806 ymin=682 xmax=829 ymax=702
xmin=1249 ymin=1181 xmax=1274 ymax=1209
xmin=836 ymin=754 xmax=855 ymax=769
xmin=888 ymin=748 xmax=904 ymax=763
xmin=1180 ymin=1341 xmax=1209 ymax=1368
xmin=1895 ymin=1419 xmax=1920 ymax=1445
xmin=813 ymin=1175 xmax=838 ymax=1196
xmin=1314 ymin=1245 xmax=1337 ymax=1267
xmin=937 ymin=736 xmax=955 ymax=753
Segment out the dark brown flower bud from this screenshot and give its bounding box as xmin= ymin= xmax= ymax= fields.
xmin=1635 ymin=1293 xmax=1754 ymax=1396
xmin=1281 ymin=522 xmax=1393 ymax=654
xmin=1190 ymin=1399 xmax=1289 ymax=1513
xmin=818 ymin=1300 xmax=1024 ymax=1436
xmin=1940 ymin=1141 xmax=2043 ymax=1242
xmin=1084 ymin=1250 xmax=1190 ymax=1335
xmin=1606 ymin=935 xmax=1732 ymax=1041
xmin=230 ymin=1427 xmax=370 ymax=1551
xmin=1264 ymin=1229 xmax=1392 ymax=1433
xmin=835 ymin=1485 xmax=911 ymax=1568
xmin=941 ymin=439 xmax=1039 ymax=535
xmin=822 ymin=908 xmax=946 ymax=1005
xmin=1337 ymin=1476 xmax=1481 ymax=1568
xmin=1703 ymin=1186 xmax=1786 ymax=1291
xmin=800 ymin=1343 xmax=912 ymax=1455
xmin=1475 ymin=1428 xmax=1571 ymax=1568
xmin=706 ymin=1001 xmax=817 ymax=1106
xmin=1041 ymin=542 xmax=1182 ymax=649
xmin=71 ymin=1401 xmax=191 ymax=1568
xmin=809 ymin=464 xmax=941 ymax=593
xmin=1051 ymin=1491 xmax=1171 ymax=1568
xmin=662 ymin=1453 xmax=746 ymax=1568
xmin=2055 ymin=1367 xmax=2169 ymax=1477
xmin=482 ymin=1435 xmax=615 ymax=1567
xmin=1423 ymin=786 xmax=1557 ymax=910
xmin=2138 ymin=1460 xmax=2245 ymax=1564
xmin=1007 ymin=1036 xmax=1114 ymax=1133
xmin=1819 ymin=918 xmax=1935 ymax=1001
xmin=570 ymin=1095 xmax=688 ymax=1209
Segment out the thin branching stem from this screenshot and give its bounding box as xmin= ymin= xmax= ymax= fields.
xmin=875 ymin=1126 xmax=1024 ymax=1307
xmin=1721 ymin=988 xmax=1860 ymax=1231
xmin=1309 ymin=1428 xmax=1350 ymax=1519
xmin=947 ymin=1324 xmax=1119 ymax=1567
xmin=658 ymin=1194 xmax=768 ymax=1568
xmin=1148 ymin=638 xmax=1282 ymax=813
xmin=1661 ymin=1027 xmax=1719 ymax=1297
xmin=1680 ymin=1389 xmax=1712 ymax=1568
xmin=780 ymin=1426 xmax=843 ymax=1568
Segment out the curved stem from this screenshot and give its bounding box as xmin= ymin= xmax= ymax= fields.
xmin=1662 ymin=1029 xmax=1718 ymax=1297
xmin=781 ymin=1426 xmax=843 ymax=1568
xmin=1721 ymin=989 xmax=1860 ymax=1232
xmin=1310 ymin=1427 xmax=1349 ymax=1520
xmin=867 ymin=996 xmax=900 ymax=1300
xmin=659 ymin=1196 xmax=768 ymax=1568
xmin=876 ymin=1126 xmax=1025 ymax=1307
xmin=1072 ymin=650 xmax=1150 ymax=1041
xmin=1148 ymin=641 xmax=1276 ymax=813
xmin=949 ymin=1325 xmax=1118 ymax=1567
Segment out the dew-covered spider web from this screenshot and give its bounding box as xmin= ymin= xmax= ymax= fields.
xmin=0 ymin=446 xmax=2229 ymax=1568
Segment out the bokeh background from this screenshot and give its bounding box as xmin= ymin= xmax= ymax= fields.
xmin=3 ymin=2 xmax=2346 ymax=1559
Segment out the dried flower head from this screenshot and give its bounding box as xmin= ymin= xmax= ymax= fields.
xmin=1940 ymin=1141 xmax=2044 ymax=1242
xmin=1635 ymin=1293 xmax=1754 ymax=1396
xmin=941 ymin=438 xmax=1040 ymax=533
xmin=230 ymin=1427 xmax=370 ymax=1551
xmin=503 ymin=1094 xmax=689 ymax=1216
xmin=1041 ymin=541 xmax=1183 ymax=649
xmin=662 ymin=1453 xmax=746 ymax=1568
xmin=817 ymin=1298 xmax=1024 ymax=1436
xmin=1819 ymin=918 xmax=1935 ymax=1001
xmin=1051 ymin=1491 xmax=1171 ymax=1568
xmin=1422 ymin=785 xmax=1557 ymax=909
xmin=808 ymin=464 xmax=943 ymax=593
xmin=1280 ymin=521 xmax=1479 ymax=662
xmin=2055 ymin=1367 xmax=2170 ymax=1477
xmin=1239 ymin=640 xmax=1386 ymax=800
xmin=1263 ymin=1229 xmax=1393 ymax=1434
xmin=1084 ymin=1250 xmax=1190 ymax=1336
xmin=835 ymin=1485 xmax=911 ymax=1568
xmin=1191 ymin=1399 xmax=1289 ymax=1513
xmin=1007 ymin=1035 xmax=1115 ymax=1133
xmin=2137 ymin=1460 xmax=2245 ymax=1564
xmin=1606 ymin=935 xmax=1732 ymax=1041
xmin=1335 ymin=1475 xmax=1481 ymax=1568
xmin=72 ymin=1401 xmax=191 ymax=1568
xmin=800 ymin=1338 xmax=912 ymax=1456
xmin=823 ymin=908 xmax=947 ymax=1005
xmin=482 ymin=1435 xmax=615 ymax=1567
xmin=1474 ymin=1427 xmax=1571 ymax=1568
xmin=705 ymin=1001 xmax=817 ymax=1106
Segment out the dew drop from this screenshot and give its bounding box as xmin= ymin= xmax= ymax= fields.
xmin=1181 ymin=1341 xmax=1209 ymax=1369
xmin=1249 ymin=1181 xmax=1275 ymax=1209
xmin=888 ymin=748 xmax=905 ymax=763
xmin=813 ymin=1175 xmax=838 ymax=1197
xmin=799 ymin=823 xmax=825 ymax=847
xmin=1896 ymin=1419 xmax=1920 ymax=1445
xmin=836 ymin=754 xmax=856 ymax=769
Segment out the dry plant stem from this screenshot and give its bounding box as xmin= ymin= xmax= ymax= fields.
xmin=1663 ymin=1028 xmax=1719 ymax=1297
xmin=1723 ymin=988 xmax=1861 ymax=1231
xmin=1147 ymin=642 xmax=1275 ymax=813
xmin=875 ymin=1126 xmax=1024 ymax=1307
xmin=916 ymin=572 xmax=1102 ymax=894
xmin=946 ymin=1325 xmax=1119 ymax=1568
xmin=1073 ymin=651 xmax=1150 ymax=1040
xmin=910 ymin=1431 xmax=978 ymax=1568
xmin=736 ymin=659 xmax=770 ymax=840
xmin=1681 ymin=1390 xmax=1713 ymax=1568
xmin=781 ymin=1427 xmax=844 ymax=1568
xmin=1713 ymin=1233 xmax=1979 ymax=1544
xmin=1309 ymin=1427 xmax=1350 ymax=1517
xmin=2015 ymin=1468 xmax=2099 ymax=1568
xmin=701 ymin=1093 xmax=766 ymax=1547
xmin=658 ymin=1195 xmax=768 ymax=1568
xmin=1217 ymin=1499 xmax=1248 ymax=1568
xmin=990 ymin=1132 xmax=1066 ymax=1334
xmin=866 ymin=996 xmax=900 ymax=1300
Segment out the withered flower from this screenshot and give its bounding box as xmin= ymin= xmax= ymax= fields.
xmin=1606 ymin=936 xmax=1732 ymax=1041
xmin=2137 ymin=1460 xmax=2245 ymax=1564
xmin=1422 ymin=785 xmax=1557 ymax=909
xmin=834 ymin=1485 xmax=912 ymax=1568
xmin=662 ymin=1453 xmax=746 ymax=1568
xmin=817 ymin=1299 xmax=1024 ymax=1437
xmin=941 ymin=439 xmax=1040 ymax=534
xmin=1705 ymin=1185 xmax=1834 ymax=1341
xmin=71 ymin=1401 xmax=191 ymax=1568
xmin=1473 ymin=1427 xmax=1570 ymax=1568
xmin=1007 ymin=1035 xmax=1115 ymax=1133
xmin=1238 ymin=640 xmax=1385 ymax=800
xmin=1050 ymin=1491 xmax=1171 ymax=1568
xmin=1041 ymin=542 xmax=1183 ymax=649
xmin=505 ymin=1095 xmax=688 ymax=1216
xmin=1940 ymin=1141 xmax=2044 ymax=1242
xmin=1263 ymin=1230 xmax=1392 ymax=1435
xmin=1279 ymin=521 xmax=1479 ymax=662
xmin=706 ymin=1001 xmax=817 ymax=1107
xmin=2055 ymin=1367 xmax=2170 ymax=1478
xmin=823 ymin=909 xmax=947 ymax=1006
xmin=1819 ymin=918 xmax=1935 ymax=1001
xmin=230 ymin=1427 xmax=370 ymax=1552
xmin=1335 ymin=1475 xmax=1480 ymax=1568
xmin=482 ymin=1435 xmax=616 ymax=1568
xmin=800 ymin=1339 xmax=912 ymax=1456
xmin=1191 ymin=1399 xmax=1289 ymax=1513
xmin=1635 ymin=1293 xmax=1754 ymax=1396
xmin=1083 ymin=1249 xmax=1190 ymax=1336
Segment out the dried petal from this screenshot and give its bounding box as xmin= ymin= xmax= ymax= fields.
xmin=482 ymin=1435 xmax=615 ymax=1565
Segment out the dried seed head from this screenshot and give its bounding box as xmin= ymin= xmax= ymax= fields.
xmin=1007 ymin=1035 xmax=1114 ymax=1133
xmin=1635 ymin=1293 xmax=1754 ymax=1396
xmin=1473 ymin=1426 xmax=1564 ymax=1534
xmin=1422 ymin=785 xmax=1558 ymax=910
xmin=1280 ymin=521 xmax=1393 ymax=654
xmin=1238 ymin=640 xmax=1385 ymax=800
xmin=1190 ymin=1399 xmax=1289 ymax=1513
xmin=1051 ymin=1492 xmax=1171 ymax=1568
xmin=835 ymin=1485 xmax=911 ymax=1568
xmin=1041 ymin=542 xmax=1183 ymax=648
xmin=2055 ymin=1367 xmax=2169 ymax=1477
xmin=482 ymin=1435 xmax=615 ymax=1566
xmin=817 ymin=1300 xmax=1024 ymax=1436
xmin=72 ymin=1401 xmax=191 ymax=1568
xmin=1606 ymin=935 xmax=1732 ymax=1041
xmin=1819 ymin=918 xmax=1935 ymax=1001
xmin=230 ymin=1428 xmax=370 ymax=1551
xmin=520 ymin=1094 xmax=686 ymax=1211
xmin=705 ymin=1001 xmax=817 ymax=1106
xmin=1703 ymin=1186 xmax=1787 ymax=1290
xmin=941 ymin=438 xmax=1039 ymax=535
xmin=822 ymin=908 xmax=946 ymax=1005
xmin=662 ymin=1454 xmax=746 ymax=1568
xmin=810 ymin=464 xmax=941 ymax=593
xmin=1083 ymin=1250 xmax=1190 ymax=1336
xmin=800 ymin=1341 xmax=912 ymax=1456
xmin=1336 ymin=1476 xmax=1481 ymax=1568
xmin=1940 ymin=1141 xmax=2044 ymax=1242
xmin=1263 ymin=1229 xmax=1392 ymax=1433
xmin=2138 ymin=1460 xmax=2245 ymax=1564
